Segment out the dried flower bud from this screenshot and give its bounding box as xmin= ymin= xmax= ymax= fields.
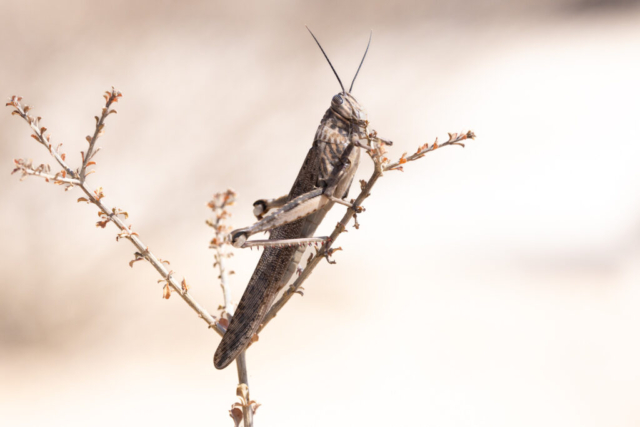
xmin=162 ymin=284 xmax=171 ymax=299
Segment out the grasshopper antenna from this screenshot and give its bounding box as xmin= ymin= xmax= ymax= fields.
xmin=306 ymin=26 xmax=346 ymax=94
xmin=349 ymin=31 xmax=372 ymax=93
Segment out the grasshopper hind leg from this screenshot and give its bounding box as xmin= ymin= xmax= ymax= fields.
xmin=252 ymin=194 xmax=288 ymax=219
xmin=231 ymin=188 xmax=328 ymax=248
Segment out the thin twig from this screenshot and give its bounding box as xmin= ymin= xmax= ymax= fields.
xmin=8 ymin=97 xmax=75 ymax=178
xmin=11 ymin=160 xmax=81 ymax=185
xmin=235 ymin=353 xmax=253 ymax=427
xmin=7 ymin=91 xmax=225 ymax=337
xmin=81 ymin=87 xmax=120 ymax=181
xmin=208 ymin=190 xmax=237 ymax=315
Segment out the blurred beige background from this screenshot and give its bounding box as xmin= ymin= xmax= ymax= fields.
xmin=2 ymin=0 xmax=640 ymax=426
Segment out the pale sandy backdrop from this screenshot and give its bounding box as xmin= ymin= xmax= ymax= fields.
xmin=1 ymin=1 xmax=640 ymax=426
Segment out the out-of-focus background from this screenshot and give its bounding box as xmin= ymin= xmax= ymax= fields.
xmin=1 ymin=0 xmax=640 ymax=426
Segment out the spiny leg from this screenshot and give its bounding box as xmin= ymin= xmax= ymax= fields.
xmin=231 ymin=188 xmax=330 ymax=247
xmin=241 ymin=236 xmax=331 ymax=249
xmin=232 ymin=148 xmax=357 ymax=248
xmin=231 ymin=189 xmax=353 ymax=248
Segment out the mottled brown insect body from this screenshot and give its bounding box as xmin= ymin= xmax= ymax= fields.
xmin=214 ymin=28 xmax=374 ymax=369
xmin=214 ymin=93 xmax=368 ymax=369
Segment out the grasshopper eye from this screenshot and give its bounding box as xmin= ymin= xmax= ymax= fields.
xmin=332 ymin=94 xmax=343 ymax=105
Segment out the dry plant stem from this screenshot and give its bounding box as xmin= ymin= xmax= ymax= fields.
xmin=210 ymin=192 xmax=253 ymax=427
xmin=81 ymin=94 xmax=116 ymax=181
xmin=86 ymin=188 xmax=225 ymax=336
xmin=235 ymin=353 xmax=253 ymax=427
xmin=9 ymin=90 xmax=470 ymax=427
xmin=258 ymin=130 xmax=475 ymax=333
xmin=219 ymin=250 xmax=233 ymax=313
xmin=12 ymin=108 xmax=75 ymax=178
xmin=215 ymin=233 xmax=253 ymax=427
xmin=213 ymin=206 xmax=234 ymax=315
xmin=19 ymin=169 xmax=81 ymax=185
xmin=8 ymin=93 xmax=225 ymax=337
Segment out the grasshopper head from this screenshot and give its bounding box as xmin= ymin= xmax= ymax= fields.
xmin=306 ymin=27 xmax=372 ymax=126
xmin=330 ymin=92 xmax=368 ymax=125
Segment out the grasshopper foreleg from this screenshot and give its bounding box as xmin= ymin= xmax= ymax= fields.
xmin=327 ymin=196 xmax=354 ymax=208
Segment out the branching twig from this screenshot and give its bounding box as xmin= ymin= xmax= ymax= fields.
xmin=11 ymin=159 xmax=81 ymax=185
xmin=80 ymin=88 xmax=120 ymax=181
xmin=258 ymin=128 xmax=476 ymax=332
xmin=8 ymin=96 xmax=75 ymax=179
xmin=8 ymin=88 xmax=473 ymax=427
xmin=7 ymin=90 xmax=225 ymax=337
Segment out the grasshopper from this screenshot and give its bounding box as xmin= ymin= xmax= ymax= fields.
xmin=214 ymin=28 xmax=392 ymax=370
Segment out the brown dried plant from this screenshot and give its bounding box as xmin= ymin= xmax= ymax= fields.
xmin=6 ymin=88 xmax=474 ymax=426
